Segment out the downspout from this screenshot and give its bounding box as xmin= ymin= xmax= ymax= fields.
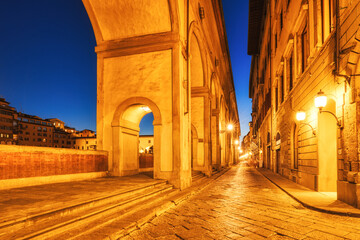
xmin=334 ymin=0 xmax=350 ymax=83
xmin=186 ymin=0 xmax=190 ymax=114
xmin=269 ymin=0 xmax=274 ymax=168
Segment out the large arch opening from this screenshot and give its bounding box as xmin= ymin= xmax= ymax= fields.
xmin=318 ymin=98 xmax=337 ymax=192
xmin=112 ymin=97 xmax=162 ymax=179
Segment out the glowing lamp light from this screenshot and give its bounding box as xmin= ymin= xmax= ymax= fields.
xmin=141 ymin=106 xmax=151 ymax=112
xmin=234 ymin=140 xmax=239 ymax=145
xmin=237 ymin=146 xmax=241 ymax=150
xmin=227 ymin=124 xmax=234 ymax=131
xmin=240 ymin=149 xmax=243 ymax=153
xmin=296 ymin=111 xmax=306 ymax=121
xmin=315 ymin=90 xmax=327 ymax=109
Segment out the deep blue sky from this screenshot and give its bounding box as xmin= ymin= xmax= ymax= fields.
xmin=0 ymin=1 xmax=251 ymax=139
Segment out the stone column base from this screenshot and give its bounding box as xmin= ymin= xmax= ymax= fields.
xmin=337 ymin=180 xmax=360 ymax=208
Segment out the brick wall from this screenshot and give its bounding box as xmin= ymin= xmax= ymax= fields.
xmin=0 ymin=145 xmax=108 ymax=180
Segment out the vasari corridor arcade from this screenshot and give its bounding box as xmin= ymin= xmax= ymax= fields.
xmin=2 ymin=0 xmax=360 ymax=239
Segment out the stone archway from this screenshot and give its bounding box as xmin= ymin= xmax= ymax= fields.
xmin=111 ymin=97 xmax=163 ymax=179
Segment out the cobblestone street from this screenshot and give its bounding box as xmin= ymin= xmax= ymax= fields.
xmin=123 ymin=165 xmax=360 ymax=240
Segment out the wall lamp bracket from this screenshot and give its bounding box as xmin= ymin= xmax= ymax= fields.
xmin=319 ymin=109 xmax=343 ymax=129
xmin=299 ymin=122 xmax=316 ymax=136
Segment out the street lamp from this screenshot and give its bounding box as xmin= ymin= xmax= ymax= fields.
xmin=314 ymin=90 xmax=343 ymax=129
xmin=234 ymin=139 xmax=239 ymax=145
xmin=295 ymin=111 xmax=316 ymax=135
xmin=227 ymin=124 xmax=234 ymax=131
xmin=296 ymin=111 xmax=306 ymax=121
xmin=314 ymin=90 xmax=327 ymax=110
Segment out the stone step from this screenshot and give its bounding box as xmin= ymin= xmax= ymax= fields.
xmin=0 ymin=180 xmax=175 ymax=240
xmin=50 ymin=188 xmax=179 ymax=240
xmin=192 ymin=173 xmax=205 ymax=182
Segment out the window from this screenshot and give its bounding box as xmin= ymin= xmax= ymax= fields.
xmin=288 ymin=53 xmax=294 ymax=91
xmin=298 ymin=20 xmax=309 ymax=73
xmin=280 ymin=73 xmax=284 ymax=103
xmin=313 ymin=0 xmax=318 ymax=46
xmin=86 ymin=141 xmax=88 ymax=144
xmin=38 ymin=127 xmax=42 ymax=131
xmin=275 ymin=86 xmax=279 ymax=112
xmin=293 ymin=124 xmax=299 ymax=169
xmin=148 ymin=140 xmax=151 ymax=143
xmin=321 ymin=0 xmax=335 ymax=42
xmin=43 ymin=127 xmax=47 ymax=132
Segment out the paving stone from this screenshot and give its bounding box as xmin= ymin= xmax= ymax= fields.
xmin=129 ymin=166 xmax=360 ymax=240
xmin=345 ymin=232 xmax=360 ymax=240
xmin=306 ymin=230 xmax=345 ymax=240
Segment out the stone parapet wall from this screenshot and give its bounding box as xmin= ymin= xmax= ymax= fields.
xmin=0 ymin=145 xmax=108 ymax=180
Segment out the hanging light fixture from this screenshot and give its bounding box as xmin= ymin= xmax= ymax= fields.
xmin=314 ymin=90 xmax=327 ymax=110
xmin=296 ymin=111 xmax=306 ymax=121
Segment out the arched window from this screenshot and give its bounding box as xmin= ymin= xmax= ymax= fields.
xmin=293 ymin=124 xmax=299 ymax=169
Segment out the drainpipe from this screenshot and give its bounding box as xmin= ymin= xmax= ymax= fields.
xmin=334 ymin=0 xmax=350 ymax=83
xmin=186 ymin=0 xmax=190 ymax=114
xmin=269 ymin=0 xmax=274 ymax=168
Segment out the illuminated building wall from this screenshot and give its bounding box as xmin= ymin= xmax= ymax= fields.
xmin=249 ymin=0 xmax=360 ymax=208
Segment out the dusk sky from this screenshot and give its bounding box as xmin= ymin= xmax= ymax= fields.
xmin=0 ymin=1 xmax=251 ymax=139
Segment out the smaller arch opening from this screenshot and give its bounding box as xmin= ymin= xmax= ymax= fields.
xmin=112 ymin=98 xmax=162 ymax=179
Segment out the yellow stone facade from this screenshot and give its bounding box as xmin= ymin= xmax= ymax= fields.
xmin=249 ymin=0 xmax=360 ymax=208
xmin=83 ymin=0 xmax=240 ymax=189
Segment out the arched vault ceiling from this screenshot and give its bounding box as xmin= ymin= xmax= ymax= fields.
xmin=87 ymin=0 xmax=171 ymax=41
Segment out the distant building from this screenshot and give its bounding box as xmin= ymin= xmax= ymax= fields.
xmin=139 ymin=135 xmax=153 ymax=154
xmin=74 ymin=137 xmax=96 ymax=150
xmin=0 ymin=98 xmax=16 ymax=145
xmin=73 ymin=129 xmax=96 ymax=138
xmin=17 ymin=113 xmax=54 ymax=147
xmin=0 ymin=97 xmax=96 ymax=150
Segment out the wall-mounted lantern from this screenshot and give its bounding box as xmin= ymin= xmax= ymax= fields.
xmin=314 ymin=90 xmax=327 ymax=110
xmin=295 ymin=110 xmax=316 ymax=135
xmin=314 ymin=90 xmax=343 ymax=129
xmin=227 ymin=123 xmax=234 ymax=131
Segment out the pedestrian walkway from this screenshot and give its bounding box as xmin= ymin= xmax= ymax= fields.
xmin=124 ymin=165 xmax=360 ymax=239
xmin=0 ymin=174 xmax=166 ymax=225
xmin=0 ymin=169 xmax=230 ymax=240
xmin=257 ymin=168 xmax=360 ymax=217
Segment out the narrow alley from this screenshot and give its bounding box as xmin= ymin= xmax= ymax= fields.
xmin=124 ymin=165 xmax=360 ymax=240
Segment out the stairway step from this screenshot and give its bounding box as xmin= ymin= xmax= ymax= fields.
xmin=0 ymin=182 xmax=174 ymax=240
xmin=45 ymin=187 xmax=179 ymax=240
